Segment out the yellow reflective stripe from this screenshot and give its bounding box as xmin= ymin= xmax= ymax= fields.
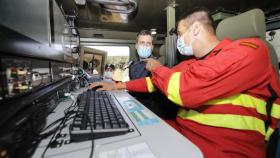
xmin=271 ymin=103 xmax=280 ymax=119
xmin=265 ymin=127 xmax=274 ymax=141
xmin=167 ymin=72 xmax=183 ymax=106
xmin=205 ymin=94 xmax=267 ymax=116
xmin=205 ymin=93 xmax=280 ymax=119
xmin=178 ymin=109 xmax=266 ymax=135
xmin=145 ymin=77 xmax=156 ymax=93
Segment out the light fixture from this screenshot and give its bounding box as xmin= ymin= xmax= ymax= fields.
xmin=150 ymin=28 xmax=157 ymax=35
xmin=211 ymin=9 xmax=236 ymax=22
xmin=74 ymin=0 xmax=86 ymax=5
xmin=88 ymin=0 xmax=138 ymax=14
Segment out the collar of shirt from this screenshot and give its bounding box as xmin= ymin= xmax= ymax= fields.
xmin=199 ymin=38 xmax=232 ymax=60
xmin=136 ymin=54 xmax=155 ymax=60
xmin=135 ymin=55 xmax=155 ymax=64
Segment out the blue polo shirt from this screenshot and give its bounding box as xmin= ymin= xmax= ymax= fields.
xmin=129 ymin=59 xmax=150 ymax=80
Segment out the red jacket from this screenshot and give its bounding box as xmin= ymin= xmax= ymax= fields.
xmin=125 ymin=38 xmax=280 ymax=158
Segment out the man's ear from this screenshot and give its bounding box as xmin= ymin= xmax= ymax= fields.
xmin=135 ymin=43 xmax=138 ymax=49
xmin=192 ymin=22 xmax=201 ymax=36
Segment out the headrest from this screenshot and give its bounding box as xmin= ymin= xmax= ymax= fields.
xmin=216 ymin=9 xmax=266 ymax=40
xmin=159 ymin=45 xmax=166 ymax=56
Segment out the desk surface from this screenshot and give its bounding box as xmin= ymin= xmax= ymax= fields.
xmin=32 ymin=89 xmax=203 ymax=158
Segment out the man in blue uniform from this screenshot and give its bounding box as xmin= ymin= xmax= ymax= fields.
xmin=128 ymin=30 xmax=155 ymax=113
xmin=129 ymin=30 xmax=178 ymax=119
xmin=129 ymin=30 xmax=155 ymax=80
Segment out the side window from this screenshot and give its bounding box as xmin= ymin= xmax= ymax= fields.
xmin=87 ymin=46 xmax=130 ymax=82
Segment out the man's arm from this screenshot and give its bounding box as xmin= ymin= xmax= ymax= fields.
xmin=88 ymin=81 xmax=124 ymax=91
xmin=150 ymin=39 xmax=271 ymax=108
xmin=88 ymin=77 xmax=156 ymax=93
xmin=125 ymin=77 xmax=156 ymax=93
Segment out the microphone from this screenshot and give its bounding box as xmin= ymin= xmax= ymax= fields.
xmin=123 ymin=60 xmax=134 ymax=69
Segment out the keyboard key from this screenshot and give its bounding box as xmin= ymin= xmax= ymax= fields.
xmin=95 ymin=123 xmax=103 ymax=129
xmin=112 ymin=124 xmax=120 ymax=129
xmin=104 ymin=122 xmax=111 ymax=129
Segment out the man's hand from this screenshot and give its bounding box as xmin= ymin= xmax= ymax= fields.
xmin=88 ymin=81 xmax=116 ymax=91
xmin=145 ymin=58 xmax=162 ymax=71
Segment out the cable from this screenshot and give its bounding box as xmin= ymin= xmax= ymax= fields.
xmin=41 ymin=99 xmax=78 ymax=157
xmin=40 ymin=99 xmax=77 ymax=139
xmin=42 ymin=117 xmax=64 ymax=132
xmin=75 ymin=112 xmax=95 ymax=158
xmin=41 ymin=91 xmax=95 ymax=158
xmin=39 ymin=117 xmax=64 ymax=139
xmin=81 ymin=75 xmax=89 ymax=86
xmin=88 ymin=113 xmax=94 ymax=158
xmin=41 ymin=112 xmax=94 ymax=158
xmin=41 ymin=113 xmax=76 ymax=157
xmin=40 ymin=113 xmax=75 ymax=138
xmin=64 ymin=99 xmax=77 ymax=115
xmin=41 ymin=114 xmax=66 ymax=158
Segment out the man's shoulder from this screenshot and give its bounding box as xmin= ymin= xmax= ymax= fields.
xmin=131 ymin=60 xmax=144 ymax=66
xmin=219 ymin=38 xmax=270 ymax=62
xmin=226 ymin=38 xmax=267 ymax=50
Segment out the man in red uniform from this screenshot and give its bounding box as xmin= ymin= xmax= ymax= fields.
xmin=89 ymin=7 xmax=280 ymax=158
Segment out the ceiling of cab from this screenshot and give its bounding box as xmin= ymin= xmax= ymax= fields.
xmin=61 ymin=0 xmax=280 ymax=34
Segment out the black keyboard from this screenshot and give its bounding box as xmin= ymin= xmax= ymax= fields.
xmin=69 ymin=90 xmax=130 ymax=142
xmin=87 ymin=77 xmax=102 ymax=83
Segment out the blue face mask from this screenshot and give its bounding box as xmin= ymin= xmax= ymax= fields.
xmin=137 ymin=47 xmax=152 ymax=58
xmin=177 ymin=34 xmax=194 ymax=56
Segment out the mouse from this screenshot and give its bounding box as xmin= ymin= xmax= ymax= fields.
xmin=88 ymin=85 xmax=103 ymax=91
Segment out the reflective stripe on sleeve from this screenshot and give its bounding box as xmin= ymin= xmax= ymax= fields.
xmin=271 ymin=103 xmax=280 ymax=119
xmin=265 ymin=127 xmax=274 ymax=141
xmin=167 ymin=72 xmax=183 ymax=106
xmin=145 ymin=77 xmax=156 ymax=93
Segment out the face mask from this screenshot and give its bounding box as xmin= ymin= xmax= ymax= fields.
xmin=177 ymin=33 xmax=194 ymax=56
xmin=137 ymin=47 xmax=152 ymax=58
xmin=104 ymin=71 xmax=113 ymax=79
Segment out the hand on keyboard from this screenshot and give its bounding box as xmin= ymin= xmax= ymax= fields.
xmin=88 ymin=82 xmax=116 ymax=91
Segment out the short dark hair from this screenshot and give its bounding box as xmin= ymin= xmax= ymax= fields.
xmin=178 ymin=7 xmax=215 ymax=34
xmin=136 ymin=30 xmax=153 ymax=43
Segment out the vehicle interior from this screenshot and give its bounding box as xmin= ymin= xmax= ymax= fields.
xmin=0 ymin=0 xmax=280 ymax=158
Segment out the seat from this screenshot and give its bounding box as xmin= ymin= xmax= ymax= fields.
xmin=216 ymin=9 xmax=279 ymax=158
xmin=216 ymin=8 xmax=279 ymax=73
xmin=158 ymin=44 xmax=166 ymax=65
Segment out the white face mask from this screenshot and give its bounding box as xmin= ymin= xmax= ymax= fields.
xmin=177 ymin=33 xmax=194 ymax=56
xmin=104 ymin=71 xmax=113 ymax=79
